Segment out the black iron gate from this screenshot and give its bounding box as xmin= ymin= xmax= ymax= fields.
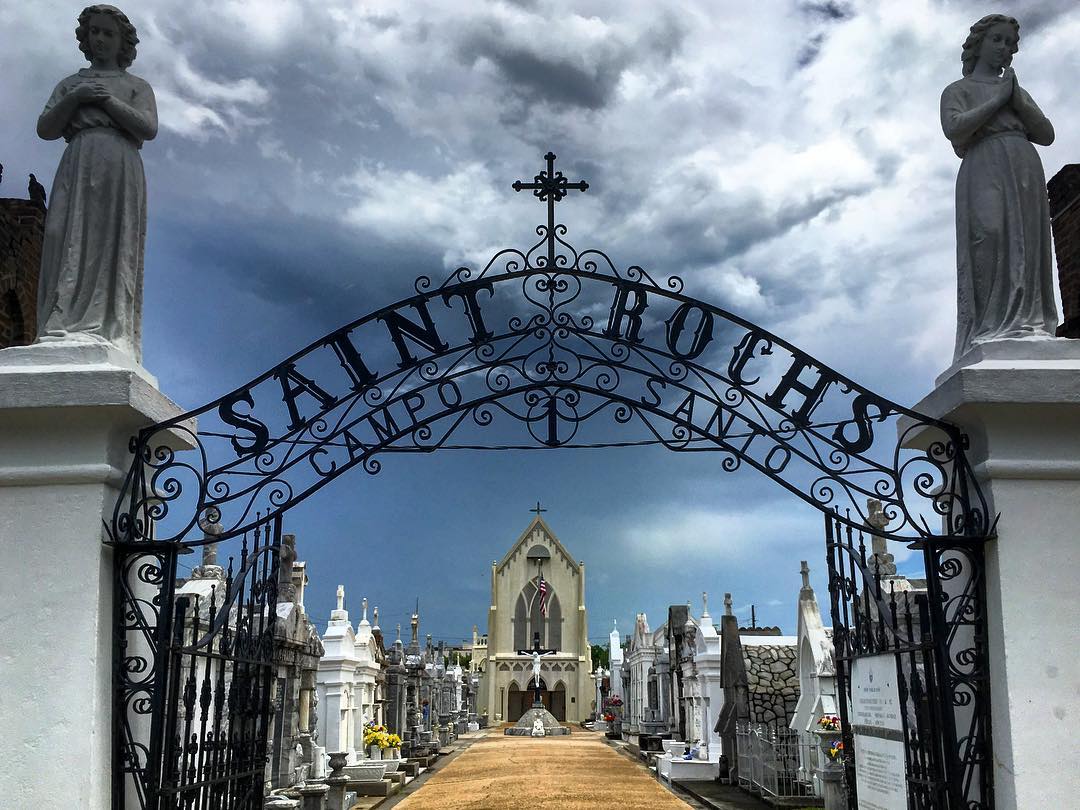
xmin=113 ymin=510 xmax=281 ymax=810
xmin=826 ymin=511 xmax=992 ymax=810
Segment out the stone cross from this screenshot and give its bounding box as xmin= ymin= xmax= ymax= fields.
xmin=336 ymin=585 xmax=344 ymax=612
xmin=724 ymin=593 xmax=733 ymax=616
xmin=800 ymin=560 xmax=811 ymax=590
xmin=373 ymin=606 xmax=379 ymax=628
xmin=361 ymin=597 xmax=368 ymax=622
xmin=865 ymin=499 xmax=897 ymax=576
xmin=701 ymin=592 xmax=709 ymax=618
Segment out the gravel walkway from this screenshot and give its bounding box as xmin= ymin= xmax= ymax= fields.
xmin=393 ymin=728 xmax=692 ymax=809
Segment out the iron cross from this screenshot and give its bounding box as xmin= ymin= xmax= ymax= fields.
xmin=530 ymin=501 xmax=547 ymax=517
xmin=512 ymin=152 xmax=588 ymax=268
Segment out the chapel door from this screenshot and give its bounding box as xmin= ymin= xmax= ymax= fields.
xmin=551 ymin=684 xmax=567 ymax=721
xmin=508 ymin=685 xmax=526 ymax=721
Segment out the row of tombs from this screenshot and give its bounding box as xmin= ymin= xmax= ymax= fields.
xmin=594 ymin=529 xmax=916 ymax=803
xmin=171 ymin=531 xmax=484 ymax=805
xmin=164 ymin=507 xmax=917 ymax=806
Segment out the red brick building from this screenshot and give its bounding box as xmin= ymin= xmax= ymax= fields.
xmin=1049 ymin=164 xmax=1080 ymax=338
xmin=0 ymin=197 xmax=45 ymax=349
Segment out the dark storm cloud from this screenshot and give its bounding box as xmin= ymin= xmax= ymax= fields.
xmin=800 ymin=1 xmax=856 ymax=23
xmin=797 ymin=32 xmax=827 ymax=69
xmin=458 ymin=27 xmax=628 ymax=110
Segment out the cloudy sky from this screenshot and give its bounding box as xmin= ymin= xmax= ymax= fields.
xmin=4 ymin=0 xmax=1079 ymax=649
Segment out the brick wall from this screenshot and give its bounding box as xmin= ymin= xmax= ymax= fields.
xmin=1049 ymin=164 xmax=1080 ymax=339
xmin=0 ymin=198 xmax=45 ymax=349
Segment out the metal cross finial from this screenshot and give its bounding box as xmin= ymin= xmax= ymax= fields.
xmin=512 ymin=152 xmax=588 ymax=268
xmin=530 ymin=501 xmax=547 ymax=517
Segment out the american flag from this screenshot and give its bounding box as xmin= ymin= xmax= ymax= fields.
xmin=538 ymin=574 xmax=549 ymax=616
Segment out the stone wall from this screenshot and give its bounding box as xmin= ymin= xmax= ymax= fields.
xmin=1049 ymin=164 xmax=1080 ymax=338
xmin=0 ymin=198 xmax=44 ymax=349
xmin=743 ymin=643 xmax=799 ymax=727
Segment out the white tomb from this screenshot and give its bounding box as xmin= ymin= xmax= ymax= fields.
xmin=788 ymin=561 xmax=836 ymax=795
xmin=315 ymin=587 xmax=384 ymax=764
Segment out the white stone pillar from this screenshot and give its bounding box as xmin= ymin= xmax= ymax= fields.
xmin=0 ymin=345 xmax=189 ymax=810
xmin=904 ymin=342 xmax=1080 ymax=810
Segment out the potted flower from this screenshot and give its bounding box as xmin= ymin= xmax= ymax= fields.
xmin=816 ymin=714 xmax=841 ymax=733
xmin=825 ymin=739 xmax=844 ymax=762
xmin=813 ymin=715 xmax=845 ymax=770
xmin=363 ymin=721 xmax=390 ymax=760
xmin=387 ymin=733 xmax=402 ymax=759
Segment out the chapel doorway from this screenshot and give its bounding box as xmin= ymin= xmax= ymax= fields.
xmin=507 ymin=680 xmax=534 ymax=721
xmin=507 ymin=678 xmax=566 ymax=721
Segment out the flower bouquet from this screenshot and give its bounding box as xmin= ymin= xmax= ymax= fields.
xmin=363 ymin=721 xmax=391 ymax=759
xmin=816 ymin=714 xmax=841 ymax=732
xmin=825 ymin=739 xmax=844 ymax=762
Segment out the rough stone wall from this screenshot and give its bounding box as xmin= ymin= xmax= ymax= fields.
xmin=1049 ymin=164 xmax=1080 ymax=338
xmin=0 ymin=198 xmax=44 ymax=349
xmin=743 ymin=644 xmax=799 ymax=727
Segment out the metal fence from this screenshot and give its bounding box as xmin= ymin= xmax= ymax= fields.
xmin=735 ymin=722 xmax=818 ymax=800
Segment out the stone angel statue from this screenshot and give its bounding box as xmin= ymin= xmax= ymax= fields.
xmin=941 ymin=14 xmax=1058 ymax=361
xmin=35 ymin=5 xmax=157 ymax=361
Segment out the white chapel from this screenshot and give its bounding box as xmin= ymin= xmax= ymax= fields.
xmin=477 ymin=514 xmax=594 ymax=724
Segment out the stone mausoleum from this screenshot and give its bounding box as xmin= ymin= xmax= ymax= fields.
xmin=478 ymin=515 xmax=593 ymax=724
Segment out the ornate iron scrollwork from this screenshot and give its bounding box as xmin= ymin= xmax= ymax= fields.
xmin=111 ymin=154 xmax=988 ymax=550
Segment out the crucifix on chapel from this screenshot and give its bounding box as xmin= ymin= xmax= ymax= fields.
xmin=517 ymin=630 xmax=558 ymax=708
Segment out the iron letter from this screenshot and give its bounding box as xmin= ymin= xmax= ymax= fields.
xmin=665 ymin=302 xmax=714 ymax=360
xmin=764 ymin=357 xmax=833 ymax=426
xmin=324 ymin=328 xmax=377 ymax=391
xmin=603 ymin=283 xmax=649 ymax=343
xmin=218 ymin=389 xmax=270 ymax=457
xmin=442 ymin=282 xmax=495 ymax=344
xmin=728 ymin=330 xmax=773 ymax=386
xmin=380 ymin=299 xmax=450 ymax=369
xmin=832 ymin=393 xmax=891 ymax=454
xmin=273 ymin=363 xmax=339 ymax=432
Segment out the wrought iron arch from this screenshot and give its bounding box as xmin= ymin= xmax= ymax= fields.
xmin=110 ymin=152 xmax=993 ymax=810
xmin=111 ymin=163 xmax=988 ymax=548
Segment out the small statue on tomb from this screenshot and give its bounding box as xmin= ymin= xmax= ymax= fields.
xmin=35 ymin=5 xmax=157 ymax=361
xmin=941 ymin=15 xmax=1058 ymax=361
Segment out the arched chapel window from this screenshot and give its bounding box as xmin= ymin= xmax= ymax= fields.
xmin=514 ymin=594 xmax=527 ymax=650
xmin=514 ymin=576 xmax=560 ymax=651
xmin=547 ymin=593 xmax=562 ymax=650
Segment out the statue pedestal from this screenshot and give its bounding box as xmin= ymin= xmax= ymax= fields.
xmin=0 ymin=343 xmax=191 ymax=809
xmin=902 ymin=339 xmax=1080 ymax=810
xmin=503 ymin=707 xmax=571 ymax=736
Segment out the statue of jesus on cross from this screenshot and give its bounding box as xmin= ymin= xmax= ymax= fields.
xmin=517 ymin=631 xmax=557 ymax=708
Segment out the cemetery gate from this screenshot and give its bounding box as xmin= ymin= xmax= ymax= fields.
xmin=110 ymin=153 xmax=994 ymax=809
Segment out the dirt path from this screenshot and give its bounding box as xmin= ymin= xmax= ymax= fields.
xmin=393 ymin=728 xmax=692 ymax=809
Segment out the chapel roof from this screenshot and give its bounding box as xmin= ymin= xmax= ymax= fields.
xmin=496 ymin=516 xmax=580 ymax=572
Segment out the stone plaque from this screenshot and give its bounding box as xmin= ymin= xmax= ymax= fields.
xmin=851 ymin=654 xmax=906 ymax=810
xmin=851 ymin=654 xmax=902 ymax=732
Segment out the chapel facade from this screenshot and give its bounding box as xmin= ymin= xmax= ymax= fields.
xmin=478 ymin=516 xmax=593 ymax=724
